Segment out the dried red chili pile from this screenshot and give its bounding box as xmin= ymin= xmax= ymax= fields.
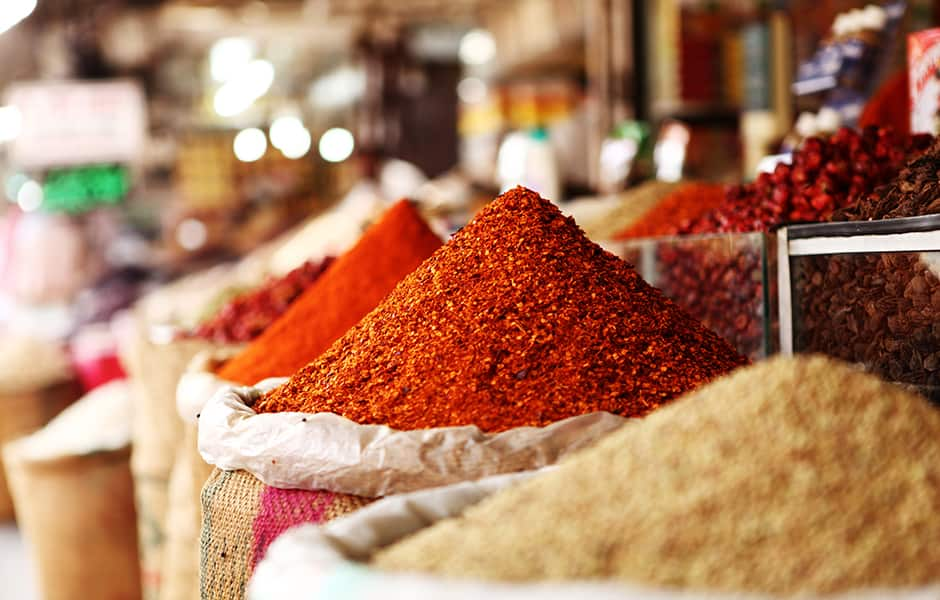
xmin=683 ymin=127 xmax=933 ymax=234
xmin=256 ymin=187 xmax=748 ymax=432
xmin=614 ymin=182 xmax=727 ymax=240
xmin=187 ymin=257 xmax=335 ymax=344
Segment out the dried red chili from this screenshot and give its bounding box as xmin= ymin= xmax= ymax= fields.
xmin=188 ymin=257 xmax=335 ymax=344
xmin=684 ymin=127 xmax=932 ymax=234
xmin=256 ymin=187 xmax=748 ymax=432
xmin=216 ymin=200 xmax=442 ymax=385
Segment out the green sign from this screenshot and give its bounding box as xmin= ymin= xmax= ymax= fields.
xmin=42 ymin=165 xmax=130 ymax=213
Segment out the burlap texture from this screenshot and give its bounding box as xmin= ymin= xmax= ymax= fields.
xmin=0 ymin=380 xmax=80 ymax=520
xmin=200 ymin=468 xmax=373 ymax=600
xmin=3 ymin=446 xmax=141 ymax=600
xmin=161 ymin=423 xmax=216 ymax=600
xmin=121 ymin=315 xmax=216 ymax=600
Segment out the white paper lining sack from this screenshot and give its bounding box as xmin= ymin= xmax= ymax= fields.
xmin=196 ymin=380 xmax=631 ymax=498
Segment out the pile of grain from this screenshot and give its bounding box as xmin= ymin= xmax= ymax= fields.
xmin=375 ymin=355 xmax=940 ymax=595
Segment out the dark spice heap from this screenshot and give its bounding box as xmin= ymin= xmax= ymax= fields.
xmin=832 ymin=138 xmax=940 ymax=221
xmin=216 ymin=200 xmax=442 ymax=385
xmin=796 ymin=140 xmax=940 ymax=389
xmin=650 ymin=127 xmax=932 ymax=359
xmin=257 ymin=187 xmax=747 ymax=432
xmin=375 ymin=355 xmax=940 ymax=595
xmin=614 ymin=182 xmax=727 ymax=240
xmin=188 ymin=257 xmax=335 ymax=344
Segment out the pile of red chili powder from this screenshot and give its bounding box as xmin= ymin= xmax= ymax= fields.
xmin=216 ymin=199 xmax=442 ymax=385
xmin=256 ymin=187 xmax=748 ymax=432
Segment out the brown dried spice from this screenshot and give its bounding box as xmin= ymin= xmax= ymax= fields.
xmin=256 ymin=187 xmax=747 ymax=432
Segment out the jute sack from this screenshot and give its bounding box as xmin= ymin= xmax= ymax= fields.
xmin=3 ymin=380 xmax=140 ymax=600
xmin=161 ymin=423 xmax=217 ymax=600
xmin=248 ymin=473 xmax=940 ymax=600
xmin=0 ymin=380 xmax=80 ymax=520
xmin=161 ymin=350 xmax=241 ymax=600
xmin=120 ymin=314 xmax=219 ymax=600
xmin=196 ymin=380 xmax=629 ymax=600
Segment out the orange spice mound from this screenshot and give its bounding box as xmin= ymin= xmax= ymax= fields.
xmin=614 ymin=182 xmax=727 ymax=239
xmin=256 ymin=187 xmax=748 ymax=432
xmin=216 ymin=200 xmax=442 ymax=385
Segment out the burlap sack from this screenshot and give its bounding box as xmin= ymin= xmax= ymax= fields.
xmin=248 ymin=473 xmax=940 ymax=600
xmin=196 ymin=381 xmax=630 ymax=600
xmin=0 ymin=380 xmax=80 ymax=520
xmin=4 ymin=446 xmax=141 ymax=600
xmin=159 ymin=424 xmax=216 ymax=600
xmin=161 ymin=349 xmax=241 ymax=600
xmin=201 ymin=469 xmax=373 ymax=600
xmin=120 ymin=315 xmax=218 ymax=600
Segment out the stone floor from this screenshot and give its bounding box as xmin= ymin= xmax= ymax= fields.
xmin=0 ymin=523 xmax=39 ymax=599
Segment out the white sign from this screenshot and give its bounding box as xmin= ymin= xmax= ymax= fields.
xmin=7 ymin=79 xmax=146 ymax=169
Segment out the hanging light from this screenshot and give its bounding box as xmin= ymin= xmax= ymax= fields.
xmin=233 ymin=128 xmax=267 ymax=162
xmin=318 ymin=128 xmax=354 ymax=163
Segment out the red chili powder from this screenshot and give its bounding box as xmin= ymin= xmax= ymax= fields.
xmin=614 ymin=182 xmax=727 ymax=239
xmin=256 ymin=187 xmax=748 ymax=432
xmin=216 ymin=200 xmax=442 ymax=385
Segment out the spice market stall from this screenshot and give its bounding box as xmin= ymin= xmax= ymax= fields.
xmin=194 ymin=188 xmax=747 ymax=599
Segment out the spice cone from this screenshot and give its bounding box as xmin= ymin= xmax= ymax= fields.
xmin=259 ymin=187 xmax=747 ymax=431
xmin=217 ymin=199 xmax=442 ymax=386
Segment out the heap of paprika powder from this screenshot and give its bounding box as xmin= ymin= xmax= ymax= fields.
xmin=257 ymin=187 xmax=748 ymax=432
xmin=216 ymin=200 xmax=442 ymax=385
xmin=614 ymin=182 xmax=727 ymax=240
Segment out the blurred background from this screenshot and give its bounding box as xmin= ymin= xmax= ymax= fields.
xmin=0 ymin=0 xmax=932 ymax=340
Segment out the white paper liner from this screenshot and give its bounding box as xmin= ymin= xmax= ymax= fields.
xmin=197 ymin=380 xmax=630 ymax=497
xmin=247 ymin=472 xmax=940 ymax=600
xmin=176 ymin=348 xmax=245 ymax=423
